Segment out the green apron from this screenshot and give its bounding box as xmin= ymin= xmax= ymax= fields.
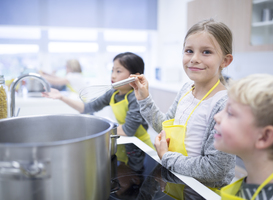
xmin=110 ymin=89 xmax=155 ymax=164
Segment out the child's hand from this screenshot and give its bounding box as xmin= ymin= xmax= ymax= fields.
xmin=155 ymin=130 xmax=170 ymax=159
xmin=129 ymin=74 xmax=149 ymax=100
xmin=42 ymin=88 xmax=62 ymax=100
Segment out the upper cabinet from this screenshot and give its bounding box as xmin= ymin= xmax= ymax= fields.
xmin=187 ymin=0 xmax=273 ymax=52
xmin=0 ymin=0 xmax=157 ymax=30
xmin=251 ymin=0 xmax=273 ymax=46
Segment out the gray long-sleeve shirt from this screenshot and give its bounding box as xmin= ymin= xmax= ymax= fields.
xmin=83 ymin=88 xmax=148 ymax=136
xmin=137 ymin=83 xmax=236 ymax=188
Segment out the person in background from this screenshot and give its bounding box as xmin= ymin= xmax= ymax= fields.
xmin=130 ymin=19 xmax=236 ymax=189
xmin=214 ymin=74 xmax=273 ymax=199
xmin=42 ymin=52 xmax=155 ymax=164
xmin=40 ymin=59 xmax=87 ymax=93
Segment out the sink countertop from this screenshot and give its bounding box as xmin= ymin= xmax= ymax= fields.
xmin=117 ymin=136 xmax=221 ymax=200
xmin=13 ymin=91 xmax=80 ymax=116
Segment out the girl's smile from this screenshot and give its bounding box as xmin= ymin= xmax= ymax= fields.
xmin=187 ymin=67 xmax=205 ymax=71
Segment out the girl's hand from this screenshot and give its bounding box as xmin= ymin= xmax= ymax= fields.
xmin=129 ymin=74 xmax=149 ymax=100
xmin=154 ymin=130 xmax=170 ymax=159
xmin=42 ymin=88 xmax=62 ymax=100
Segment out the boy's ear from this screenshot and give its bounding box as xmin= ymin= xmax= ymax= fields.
xmin=221 ymin=54 xmax=233 ymax=69
xmin=256 ymin=125 xmax=273 ymax=149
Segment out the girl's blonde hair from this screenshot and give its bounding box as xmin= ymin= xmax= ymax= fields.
xmin=183 ymin=19 xmax=233 ymax=84
xmin=66 ymin=59 xmax=82 ymax=73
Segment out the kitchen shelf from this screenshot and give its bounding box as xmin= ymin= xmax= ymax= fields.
xmin=253 ymin=0 xmax=273 ymax=5
xmin=251 ymin=0 xmax=273 ymax=45
xmin=252 ymin=20 xmax=273 ymax=26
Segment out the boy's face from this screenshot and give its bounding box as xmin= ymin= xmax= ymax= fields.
xmin=214 ymin=97 xmax=260 ymax=157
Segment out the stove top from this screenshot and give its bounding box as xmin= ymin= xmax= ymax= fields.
xmin=109 ymin=143 xmax=205 ymax=200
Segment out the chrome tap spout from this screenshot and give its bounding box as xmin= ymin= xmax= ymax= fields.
xmin=10 ymin=73 xmax=50 ymax=117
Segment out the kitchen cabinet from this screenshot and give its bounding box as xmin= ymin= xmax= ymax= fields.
xmin=0 ymin=0 xmax=157 ymax=30
xmin=0 ymin=0 xmax=40 ymax=26
xmin=187 ymin=0 xmax=273 ymax=52
xmin=251 ymin=0 xmax=273 ymax=46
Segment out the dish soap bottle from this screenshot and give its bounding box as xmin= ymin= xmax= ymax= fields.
xmin=0 ymin=75 xmax=8 ymax=119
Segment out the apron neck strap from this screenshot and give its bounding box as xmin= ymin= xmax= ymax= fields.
xmin=251 ymin=172 xmax=273 ymax=200
xmin=178 ymin=86 xmax=194 ymax=105
xmin=185 ymin=79 xmax=220 ymax=126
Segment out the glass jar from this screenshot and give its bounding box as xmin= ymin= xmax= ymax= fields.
xmin=0 ymin=75 xmax=8 ymax=119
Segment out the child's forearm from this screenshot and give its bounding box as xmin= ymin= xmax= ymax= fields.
xmin=117 ymin=125 xmax=127 ymax=136
xmin=59 ymin=95 xmax=85 ymax=113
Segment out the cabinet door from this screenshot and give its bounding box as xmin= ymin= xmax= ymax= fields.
xmin=187 ymin=0 xmax=273 ymax=52
xmin=251 ymin=0 xmax=273 ymax=49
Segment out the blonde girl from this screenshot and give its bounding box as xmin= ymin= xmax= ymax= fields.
xmin=130 ymin=19 xmax=236 ymax=189
xmin=40 ymin=59 xmax=85 ymax=93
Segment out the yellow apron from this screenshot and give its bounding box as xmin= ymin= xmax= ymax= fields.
xmin=221 ymin=172 xmax=273 ymax=200
xmin=110 ymin=89 xmax=155 ymax=164
xmin=162 ymin=79 xmax=220 ymax=156
xmin=162 ymin=80 xmax=220 ymax=198
xmin=66 ymin=83 xmax=77 ymax=93
xmin=164 ymin=183 xmax=186 ymax=200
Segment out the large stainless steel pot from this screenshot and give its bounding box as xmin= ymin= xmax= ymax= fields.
xmin=0 ymin=114 xmax=118 ymax=200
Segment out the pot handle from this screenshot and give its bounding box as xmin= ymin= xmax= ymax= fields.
xmin=0 ymin=160 xmax=50 ymax=179
xmin=113 ymin=122 xmax=119 ymax=129
xmin=111 ymin=135 xmax=120 ymax=139
xmin=111 ymin=122 xmax=119 ymax=136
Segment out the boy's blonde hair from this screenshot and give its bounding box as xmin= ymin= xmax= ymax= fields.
xmin=66 ymin=59 xmax=82 ymax=73
xmin=228 ymin=74 xmax=273 ymax=127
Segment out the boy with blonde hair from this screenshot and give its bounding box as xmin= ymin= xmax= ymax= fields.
xmin=214 ymin=74 xmax=273 ymax=199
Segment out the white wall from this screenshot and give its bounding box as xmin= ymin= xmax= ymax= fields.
xmin=226 ymin=51 xmax=273 ymax=80
xmin=155 ymin=0 xmax=191 ymax=84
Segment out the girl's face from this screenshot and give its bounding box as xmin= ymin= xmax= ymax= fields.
xmin=213 ymin=97 xmax=261 ymax=158
xmin=111 ymin=59 xmax=132 ymax=93
xmin=183 ymin=32 xmax=227 ymax=84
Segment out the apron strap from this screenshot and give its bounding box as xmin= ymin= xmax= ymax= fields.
xmin=125 ymin=89 xmax=134 ymax=100
xmin=251 ymin=172 xmax=273 ymax=200
xmin=178 ymin=86 xmax=194 ymax=105
xmin=66 ymin=83 xmax=77 ymax=93
xmin=185 ymin=79 xmax=220 ymax=126
xmin=110 ymin=89 xmax=133 ymax=105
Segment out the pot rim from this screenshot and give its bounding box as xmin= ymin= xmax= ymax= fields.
xmin=0 ymin=114 xmax=115 ymax=148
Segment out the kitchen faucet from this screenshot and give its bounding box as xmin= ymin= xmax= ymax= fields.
xmin=10 ymin=73 xmax=50 ymax=117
